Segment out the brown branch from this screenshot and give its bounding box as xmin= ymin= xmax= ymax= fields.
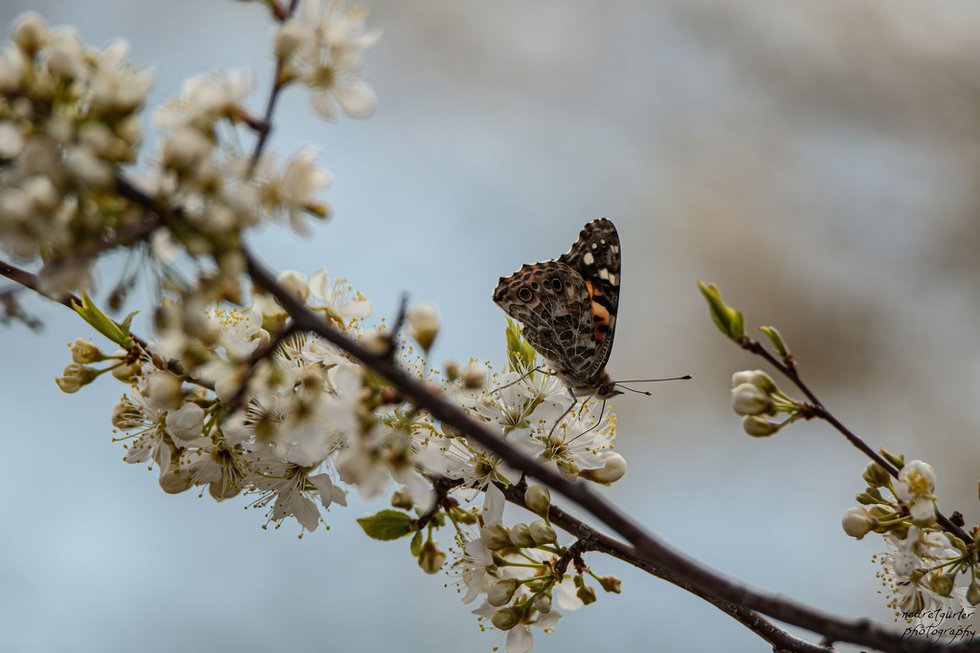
xmin=235 ymin=246 xmax=972 ymax=653
xmin=497 ymin=482 xmax=833 ymax=653
xmin=0 ymin=258 xmax=205 ymax=386
xmin=741 ymin=338 xmax=974 ymax=546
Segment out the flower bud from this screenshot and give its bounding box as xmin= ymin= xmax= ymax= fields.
xmin=158 ymin=467 xmax=192 ymax=494
xmin=111 ymin=361 xmax=139 ymax=382
xmin=533 ymin=593 xmax=552 ymax=614
xmin=841 ymin=507 xmax=874 ymax=540
xmin=277 ymin=270 xmax=309 ymax=304
xmin=528 ymin=520 xmax=556 ymax=545
xmin=462 ymin=361 xmax=487 ymax=389
xmin=742 ymin=415 xmax=778 ymax=437
xmin=968 ymin=582 xmax=980 ymax=606
xmin=576 ymin=584 xmax=597 ymax=605
xmin=165 ymin=402 xmax=205 ymax=443
xmin=418 ymin=540 xmax=446 ymax=574
xmin=12 ymin=13 xmax=47 ymax=54
xmin=390 ymin=487 xmax=414 ymax=510
xmin=524 ymin=484 xmax=551 ymax=517
xmin=144 ymin=371 xmax=183 ymax=411
xmin=579 ymin=451 xmax=626 ymax=485
xmin=69 ymin=338 xmax=105 ymax=364
xmin=480 ymin=524 xmax=510 ymax=550
xmin=490 ymin=607 xmax=520 ymax=631
xmin=444 ymin=360 xmax=460 ymax=382
xmin=598 ymin=575 xmax=622 ymax=593
xmin=487 ymin=579 xmax=519 ymax=607
xmin=56 ymin=363 xmax=98 ymax=393
xmin=930 ymin=573 xmax=954 ymax=598
xmin=731 ymin=383 xmax=772 ymax=416
xmin=406 ymin=302 xmax=439 ymax=352
xmin=862 ymin=462 xmax=890 ymax=488
xmin=274 ymin=21 xmax=305 ymax=59
xmin=509 ymin=523 xmax=534 ymax=548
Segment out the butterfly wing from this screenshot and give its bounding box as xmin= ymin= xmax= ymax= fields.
xmin=493 ymin=261 xmax=598 ymax=384
xmin=558 ymin=218 xmax=621 ymax=382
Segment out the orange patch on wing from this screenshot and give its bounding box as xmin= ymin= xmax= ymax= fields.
xmin=585 ymin=281 xmax=611 ymax=342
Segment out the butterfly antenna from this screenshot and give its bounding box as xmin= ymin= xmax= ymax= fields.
xmin=614 ymin=374 xmax=692 ymax=396
xmin=615 ymin=384 xmax=653 ymax=396
xmin=615 ymin=374 xmax=693 ymax=383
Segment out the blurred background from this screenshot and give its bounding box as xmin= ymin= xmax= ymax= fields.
xmin=2 ymin=0 xmax=979 ymax=651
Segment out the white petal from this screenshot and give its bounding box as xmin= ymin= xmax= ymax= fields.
xmin=337 ymin=79 xmax=376 ymax=118
xmin=483 ymin=482 xmax=505 ymax=525
xmin=506 ymin=626 xmax=533 ymax=653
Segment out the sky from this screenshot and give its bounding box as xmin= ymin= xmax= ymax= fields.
xmin=2 ymin=1 xmax=980 ymax=651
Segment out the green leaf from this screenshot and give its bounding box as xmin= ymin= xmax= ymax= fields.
xmin=410 ymin=529 xmax=423 ymax=557
xmin=697 ymin=281 xmax=745 ymax=342
xmin=70 ymin=292 xmax=133 ymax=348
xmin=759 ymin=326 xmax=788 ymax=357
xmin=118 ymin=310 xmax=139 ymax=339
xmin=505 ymin=317 xmax=536 ymax=372
xmin=357 ymin=510 xmax=414 ymax=541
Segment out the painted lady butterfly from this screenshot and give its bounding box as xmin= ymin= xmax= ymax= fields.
xmin=493 ymin=218 xmax=622 ymax=400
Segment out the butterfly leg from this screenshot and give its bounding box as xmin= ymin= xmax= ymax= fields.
xmin=490 ymin=366 xmax=553 ymax=394
xmin=565 ymin=398 xmax=606 ymax=445
xmin=547 ymin=388 xmax=579 ymax=439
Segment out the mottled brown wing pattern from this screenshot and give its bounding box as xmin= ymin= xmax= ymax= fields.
xmin=557 ymin=218 xmax=621 ymax=382
xmin=492 ymin=261 xmax=598 ymax=386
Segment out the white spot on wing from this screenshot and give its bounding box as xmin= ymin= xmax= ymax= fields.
xmin=608 ymin=273 xmax=618 ymax=286
xmin=610 ymin=245 xmax=619 ymax=254
xmin=598 ymin=268 xmax=609 ymax=280
xmin=583 ymin=252 xmax=594 ymax=265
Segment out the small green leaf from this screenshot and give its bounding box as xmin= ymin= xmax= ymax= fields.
xmin=357 ymin=510 xmax=414 ymax=541
xmin=759 ymin=326 xmax=788 ymax=357
xmin=505 ymin=317 xmax=537 ymax=372
xmin=410 ymin=529 xmax=423 ymax=557
xmin=70 ymin=292 xmax=133 ymax=348
xmin=697 ymin=281 xmax=745 ymax=342
xmin=118 ymin=310 xmax=139 ymax=338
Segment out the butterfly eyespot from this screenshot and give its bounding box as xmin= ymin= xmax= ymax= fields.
xmin=551 ymin=278 xmax=563 ymax=292
xmin=530 ymin=281 xmax=539 ymax=290
xmin=517 ymin=287 xmax=534 ymax=302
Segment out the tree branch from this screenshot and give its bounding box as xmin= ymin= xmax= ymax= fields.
xmin=741 ymin=338 xmax=973 ymax=546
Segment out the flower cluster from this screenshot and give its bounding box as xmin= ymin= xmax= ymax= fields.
xmin=53 ymin=267 xmax=624 ymax=651
xmin=729 ymin=369 xmax=806 ymax=437
xmin=0 ymin=13 xmax=152 ymax=290
xmin=839 ymin=458 xmax=980 ymax=619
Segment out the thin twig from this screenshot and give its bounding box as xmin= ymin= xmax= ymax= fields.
xmin=741 ymin=338 xmax=974 ymax=546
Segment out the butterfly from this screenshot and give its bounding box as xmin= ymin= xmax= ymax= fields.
xmin=493 ymin=218 xmax=622 ymax=400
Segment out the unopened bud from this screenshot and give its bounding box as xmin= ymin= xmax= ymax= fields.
xmin=598 ymin=575 xmax=622 ymax=593
xmin=742 ymin=415 xmax=778 ymax=437
xmin=490 ymin=607 xmax=520 ymax=631
xmin=391 ymin=488 xmax=414 ymax=510
xmin=406 ymin=302 xmax=439 ymax=352
xmin=462 ymin=361 xmax=487 ymax=389
xmin=509 ymin=523 xmax=534 ymax=548
xmin=12 ymin=13 xmax=47 ymax=54
xmin=533 ymin=593 xmax=552 ymax=614
xmin=144 ymin=371 xmax=182 ymax=410
xmin=111 ymin=361 xmax=139 ymax=382
xmin=487 ymin=579 xmax=519 ymax=607
xmin=579 ymin=451 xmax=626 ymax=485
xmin=158 ymin=468 xmax=192 ymax=494
xmin=528 ymin=520 xmax=556 ymax=545
xmin=576 ymin=584 xmax=597 ymax=605
xmin=968 ymin=582 xmax=980 ymax=606
xmin=524 ymin=484 xmax=551 ymax=517
xmin=841 ymin=507 xmax=874 ymax=540
xmin=480 ymin=524 xmax=510 ymax=550
xmin=277 ymin=270 xmax=309 ymax=304
xmin=56 ymin=363 xmax=98 ymax=393
xmin=930 ymin=574 xmax=954 ymax=598
xmin=731 ymin=383 xmax=772 ymax=416
xmin=862 ymin=462 xmax=890 ymax=488
xmin=69 ymin=338 xmax=105 ymax=364
xmin=444 ymin=360 xmax=460 ymax=381
xmin=418 ymin=540 xmax=446 ymax=574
